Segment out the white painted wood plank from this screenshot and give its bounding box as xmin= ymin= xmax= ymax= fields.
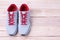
xmin=29 ymin=0 xmax=60 ymax=9
xmin=0 ymin=37 xmax=60 ymax=40
xmin=0 ymin=0 xmax=60 ymax=9
xmin=30 ymin=9 xmax=60 ymax=16
xmin=0 ymin=26 xmax=60 ymax=37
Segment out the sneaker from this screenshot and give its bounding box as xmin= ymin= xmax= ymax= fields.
xmin=19 ymin=4 xmax=30 ymax=36
xmin=6 ymin=4 xmax=18 ymax=36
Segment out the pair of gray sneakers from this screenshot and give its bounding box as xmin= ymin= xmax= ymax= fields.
xmin=6 ymin=4 xmax=30 ymax=36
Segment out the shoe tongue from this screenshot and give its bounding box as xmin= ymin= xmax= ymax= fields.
xmin=10 ymin=12 xmax=13 ymax=14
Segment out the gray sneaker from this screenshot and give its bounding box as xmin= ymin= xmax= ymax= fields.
xmin=6 ymin=4 xmax=18 ymax=36
xmin=19 ymin=4 xmax=31 ymax=36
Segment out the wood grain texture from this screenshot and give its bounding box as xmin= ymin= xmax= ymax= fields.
xmin=0 ymin=0 xmax=60 ymax=40
xmin=0 ymin=16 xmax=60 ymax=37
xmin=0 ymin=37 xmax=60 ymax=40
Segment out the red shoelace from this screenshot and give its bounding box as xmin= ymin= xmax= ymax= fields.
xmin=8 ymin=12 xmax=14 ymax=25
xmin=21 ymin=12 xmax=27 ymax=25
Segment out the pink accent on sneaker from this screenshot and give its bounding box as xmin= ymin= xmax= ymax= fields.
xmin=20 ymin=4 xmax=29 ymax=25
xmin=19 ymin=4 xmax=30 ymax=36
xmin=8 ymin=12 xmax=14 ymax=25
xmin=20 ymin=11 xmax=27 ymax=25
xmin=7 ymin=4 xmax=17 ymax=12
xmin=7 ymin=4 xmax=18 ymax=36
xmin=20 ymin=4 xmax=29 ymax=11
xmin=7 ymin=4 xmax=17 ymax=25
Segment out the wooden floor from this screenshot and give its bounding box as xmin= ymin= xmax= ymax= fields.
xmin=0 ymin=0 xmax=60 ymax=40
